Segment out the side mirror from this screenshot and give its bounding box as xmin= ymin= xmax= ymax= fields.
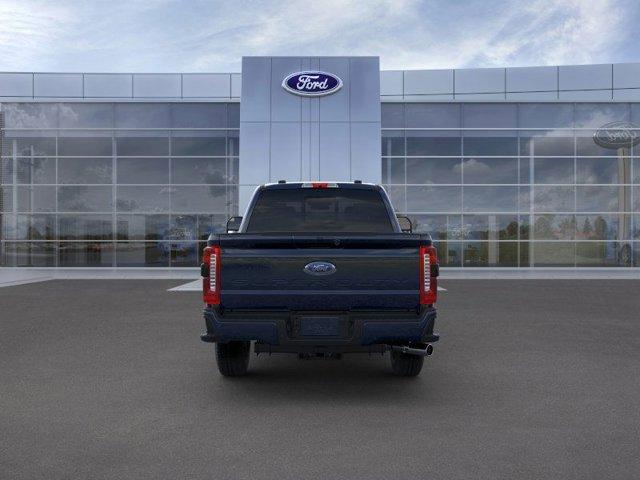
xmin=226 ymin=216 xmax=243 ymax=233
xmin=396 ymin=215 xmax=412 ymax=233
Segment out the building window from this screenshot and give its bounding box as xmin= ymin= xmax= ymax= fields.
xmin=0 ymin=102 xmax=239 ymax=267
xmin=382 ymin=102 xmax=639 ymax=267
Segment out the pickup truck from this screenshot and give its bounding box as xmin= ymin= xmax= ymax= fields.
xmin=200 ymin=181 xmax=440 ymax=377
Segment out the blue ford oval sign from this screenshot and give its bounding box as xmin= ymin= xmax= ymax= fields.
xmin=282 ymin=71 xmax=343 ymax=97
xmin=303 ymin=261 xmax=337 ymax=276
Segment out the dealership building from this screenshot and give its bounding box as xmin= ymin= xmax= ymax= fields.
xmin=1 ymin=56 xmax=639 ymax=269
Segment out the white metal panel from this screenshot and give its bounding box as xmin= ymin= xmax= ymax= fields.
xmin=455 ymin=68 xmax=504 ymax=94
xmin=182 ymin=74 xmax=230 ymax=97
xmin=0 ymin=73 xmax=33 ymax=97
xmin=349 ymin=57 xmax=381 ymax=122
xmin=613 ymin=63 xmax=640 ymax=89
xmin=612 ymin=88 xmax=640 ymax=101
xmin=270 ymin=57 xmax=302 ymax=122
xmin=231 ymin=73 xmax=242 ymax=98
xmin=506 ymin=66 xmax=557 ymax=92
xmin=350 ymin=122 xmax=381 ymax=183
xmin=319 ymin=57 xmax=350 ymax=122
xmin=404 ymin=69 xmax=453 ymax=95
xmin=402 ymin=94 xmax=454 ymax=101
xmin=240 ymin=57 xmax=271 ymax=122
xmin=34 ymin=73 xmax=83 ymax=97
xmin=454 ymin=93 xmax=505 ymax=100
xmin=238 ymin=122 xmax=270 ymax=185
xmin=133 ymin=74 xmax=181 ymax=97
xmin=270 ymin=122 xmax=302 ymax=181
xmin=380 ymin=71 xmax=403 ymax=96
xmin=300 ymin=121 xmax=311 ymax=180
xmin=558 ymin=90 xmax=612 ymax=100
xmin=319 ymin=122 xmax=350 ymax=180
xmin=506 ymin=91 xmax=558 ymax=100
xmin=310 ymin=121 xmax=320 ymax=181
xmin=559 ymin=64 xmax=611 ymax=91
xmin=84 ymin=74 xmax=132 ymax=97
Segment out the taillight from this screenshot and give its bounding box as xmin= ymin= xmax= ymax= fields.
xmin=419 ymin=245 xmax=438 ymax=305
xmin=202 ymin=245 xmax=221 ymax=305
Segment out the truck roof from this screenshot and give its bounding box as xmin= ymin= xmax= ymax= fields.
xmin=261 ymin=181 xmax=380 ymax=190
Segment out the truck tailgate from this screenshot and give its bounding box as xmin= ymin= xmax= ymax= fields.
xmin=216 ymin=234 xmax=426 ymax=311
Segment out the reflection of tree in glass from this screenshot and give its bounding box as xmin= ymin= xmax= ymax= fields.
xmin=534 ymin=216 xmax=553 ymax=239
xmin=534 ymin=215 xmax=575 ymax=239
xmin=594 ymin=216 xmax=607 ymax=240
xmin=582 ymin=217 xmax=593 ymax=237
xmin=558 ymin=216 xmax=576 ymax=238
xmin=504 ymin=221 xmax=518 ymax=240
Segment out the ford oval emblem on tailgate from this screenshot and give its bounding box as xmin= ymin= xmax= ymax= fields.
xmin=303 ymin=261 xmax=337 ymax=276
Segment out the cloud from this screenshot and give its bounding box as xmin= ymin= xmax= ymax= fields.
xmin=0 ymin=1 xmax=74 ymax=70
xmin=0 ymin=0 xmax=637 ymax=72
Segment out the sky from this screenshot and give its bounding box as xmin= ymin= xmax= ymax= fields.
xmin=0 ymin=0 xmax=638 ymax=73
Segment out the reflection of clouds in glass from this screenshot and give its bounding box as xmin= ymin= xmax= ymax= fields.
xmin=17 ymin=158 xmax=55 ymax=184
xmin=534 ymin=186 xmax=574 ymax=212
xmin=115 ymin=104 xmax=170 ymax=128
xmin=575 ymin=104 xmax=630 ymax=128
xmin=58 ymin=158 xmax=112 ymax=184
xmin=463 ymin=187 xmax=518 ymax=213
xmin=576 ymin=158 xmax=620 ymax=184
xmin=576 ymin=186 xmax=625 ymax=212
xmin=58 ymin=105 xmax=80 ymax=126
xmin=518 ymin=188 xmax=530 ymax=212
xmin=3 ymin=104 xmax=57 ymax=128
xmin=117 ymin=187 xmax=170 ymax=213
xmin=534 ymin=158 xmax=574 ymax=184
xmin=58 ymin=186 xmax=112 ymax=212
xmin=457 ymin=158 xmax=489 ymax=176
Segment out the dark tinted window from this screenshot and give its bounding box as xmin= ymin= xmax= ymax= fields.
xmin=246 ymin=188 xmax=395 ymax=233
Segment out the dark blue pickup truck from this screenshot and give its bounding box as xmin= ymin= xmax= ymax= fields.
xmin=200 ymin=181 xmax=440 ymax=377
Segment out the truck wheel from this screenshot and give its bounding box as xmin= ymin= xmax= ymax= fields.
xmin=390 ymin=350 xmax=424 ymax=376
xmin=215 ymin=341 xmax=251 ymax=377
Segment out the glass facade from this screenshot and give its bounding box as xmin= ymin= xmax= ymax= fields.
xmin=382 ymin=102 xmax=640 ymax=267
xmin=1 ymin=100 xmax=639 ymax=268
xmin=0 ymin=102 xmax=239 ymax=267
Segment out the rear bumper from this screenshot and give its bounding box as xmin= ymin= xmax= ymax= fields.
xmin=202 ymin=306 xmax=438 ymax=347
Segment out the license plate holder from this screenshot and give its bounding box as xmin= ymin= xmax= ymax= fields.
xmin=298 ymin=316 xmax=341 ymax=337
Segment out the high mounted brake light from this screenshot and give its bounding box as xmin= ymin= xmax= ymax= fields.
xmin=202 ymin=245 xmax=221 ymax=305
xmin=419 ymin=245 xmax=438 ymax=305
xmin=302 ymin=182 xmax=338 ymax=189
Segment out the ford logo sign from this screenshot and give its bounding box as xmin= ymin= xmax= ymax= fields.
xmin=282 ymin=71 xmax=343 ymax=97
xmin=303 ymin=261 xmax=337 ymax=276
xmin=593 ymin=121 xmax=640 ymax=149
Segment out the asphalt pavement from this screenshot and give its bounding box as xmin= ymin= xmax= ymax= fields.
xmin=1 ymin=279 xmax=639 ymax=480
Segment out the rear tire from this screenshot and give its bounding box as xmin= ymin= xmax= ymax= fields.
xmin=390 ymin=350 xmax=424 ymax=376
xmin=215 ymin=341 xmax=251 ymax=377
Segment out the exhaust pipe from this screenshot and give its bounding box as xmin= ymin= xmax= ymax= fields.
xmin=389 ymin=344 xmax=434 ymax=357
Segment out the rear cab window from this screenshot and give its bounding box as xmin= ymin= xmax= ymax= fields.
xmin=245 ymin=188 xmax=395 ymax=233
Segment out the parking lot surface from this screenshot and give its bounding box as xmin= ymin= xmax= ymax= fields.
xmin=1 ymin=279 xmax=639 ymax=480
